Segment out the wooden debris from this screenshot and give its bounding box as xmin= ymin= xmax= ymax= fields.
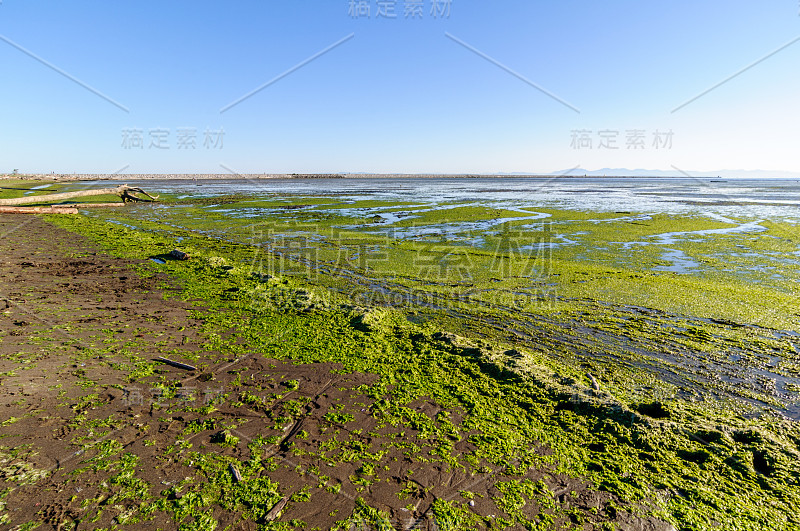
xmin=280 ymin=419 xmax=306 ymax=451
xmin=155 ymin=357 xmax=197 ymax=371
xmin=229 ymin=464 xmax=243 ymax=483
xmin=68 ymin=203 xmax=127 ymax=208
xmin=0 ymin=206 xmax=78 ymax=214
xmin=0 ymin=184 xmax=159 ymax=206
xmin=265 ymin=497 xmax=288 ymax=522
xmin=261 ymin=419 xmax=304 ymax=460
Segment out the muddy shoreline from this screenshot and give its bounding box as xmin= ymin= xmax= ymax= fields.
xmin=0 ymin=214 xmax=681 ymax=529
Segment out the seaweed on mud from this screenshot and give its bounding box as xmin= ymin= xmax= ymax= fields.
xmin=16 ymin=202 xmax=800 ymax=530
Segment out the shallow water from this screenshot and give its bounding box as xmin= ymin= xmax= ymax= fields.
xmin=620 ymin=219 xmax=767 ymax=249
xmin=23 ymin=184 xmax=53 ymax=195
xmin=82 ymin=177 xmax=800 ymax=219
xmin=82 ymin=177 xmax=800 ymax=281
xmin=655 ymin=248 xmax=700 ymax=274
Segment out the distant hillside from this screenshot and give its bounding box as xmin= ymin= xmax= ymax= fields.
xmin=553 ymin=168 xmax=800 ymax=179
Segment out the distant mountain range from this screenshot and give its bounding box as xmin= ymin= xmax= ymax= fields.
xmin=548 ymin=168 xmax=800 ymax=179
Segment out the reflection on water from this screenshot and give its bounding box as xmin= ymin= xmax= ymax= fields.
xmin=655 ymin=248 xmax=699 ymax=274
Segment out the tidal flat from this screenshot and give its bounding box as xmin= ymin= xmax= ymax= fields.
xmin=1 ymin=177 xmax=800 ymax=530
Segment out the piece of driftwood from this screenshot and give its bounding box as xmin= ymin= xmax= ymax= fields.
xmin=229 ymin=464 xmax=243 ymax=483
xmin=67 ymin=203 xmax=128 ymax=208
xmin=155 ymin=357 xmax=197 ymax=371
xmin=262 ymin=419 xmax=304 ymax=460
xmin=265 ymin=497 xmax=288 ymax=522
xmin=0 ymin=185 xmax=159 ymax=206
xmin=0 ymin=206 xmax=78 ymax=214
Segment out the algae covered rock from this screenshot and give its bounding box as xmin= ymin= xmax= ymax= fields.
xmin=207 ymin=255 xmax=227 ymax=268
xmin=634 ymin=401 xmax=671 ymax=419
xmin=350 ymin=308 xmax=390 ymax=333
xmin=248 ymin=276 xmax=330 ymax=313
xmin=211 ymin=429 xmax=239 ymax=447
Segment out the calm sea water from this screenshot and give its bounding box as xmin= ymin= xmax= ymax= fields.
xmin=88 ymin=177 xmax=800 ymax=220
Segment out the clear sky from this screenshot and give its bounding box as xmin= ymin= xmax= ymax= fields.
xmin=1 ymin=1 xmax=798 ymax=175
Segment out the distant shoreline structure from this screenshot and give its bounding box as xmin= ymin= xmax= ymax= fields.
xmin=0 ymin=172 xmax=729 ymax=181
xmin=3 ymin=169 xmax=800 ymax=180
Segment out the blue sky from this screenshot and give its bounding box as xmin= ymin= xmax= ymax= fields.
xmin=1 ymin=1 xmax=799 ymax=174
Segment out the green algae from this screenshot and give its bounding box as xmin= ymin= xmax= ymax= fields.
xmin=28 ymin=209 xmax=800 ymax=530
xmin=79 ymin=195 xmax=800 ymax=330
